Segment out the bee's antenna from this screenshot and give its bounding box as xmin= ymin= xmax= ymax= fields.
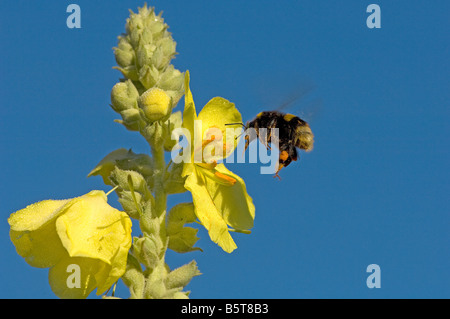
xmin=225 ymin=122 xmax=245 ymax=140
xmin=225 ymin=122 xmax=245 ymax=127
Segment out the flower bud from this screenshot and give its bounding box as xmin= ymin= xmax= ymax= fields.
xmin=139 ymin=87 xmax=171 ymax=122
xmin=165 ymin=260 xmax=201 ymax=290
xmin=110 ymin=80 xmax=139 ymax=112
xmin=163 ymin=111 xmax=182 ymax=151
xmin=117 ymin=108 xmax=146 ymax=131
xmin=158 ymin=65 xmax=184 ymax=91
xmin=136 ymin=43 xmax=156 ymax=69
xmin=114 ymin=36 xmax=135 ymax=67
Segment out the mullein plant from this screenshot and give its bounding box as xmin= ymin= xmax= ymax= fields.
xmin=8 ymin=4 xmax=255 ymax=299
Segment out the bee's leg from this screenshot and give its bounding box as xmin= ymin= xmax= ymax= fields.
xmin=257 ymin=131 xmax=271 ymax=151
xmin=244 ymin=135 xmax=250 ymax=151
xmin=274 ymin=163 xmax=283 ymax=179
xmin=266 ymin=129 xmax=272 ymax=150
xmin=273 ymin=151 xmax=289 ymax=180
xmin=244 ymin=129 xmax=258 ymax=151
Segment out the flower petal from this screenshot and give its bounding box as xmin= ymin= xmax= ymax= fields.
xmin=184 ymin=168 xmax=237 ymax=253
xmin=48 ymin=255 xmax=102 ymax=299
xmin=8 ymin=198 xmax=72 ymax=232
xmin=55 ymin=190 xmax=132 ymax=266
xmin=205 ymin=164 xmax=255 ymax=231
xmin=198 ymin=97 xmax=242 ymax=133
xmin=8 ymin=198 xmax=74 ymax=268
xmin=10 ymin=225 xmax=67 ymax=268
xmin=182 ymin=70 xmax=197 ymax=136
xmin=198 ymin=97 xmax=242 ymax=158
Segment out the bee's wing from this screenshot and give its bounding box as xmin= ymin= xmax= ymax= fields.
xmin=276 ymin=82 xmax=317 ymax=112
xmin=275 ymin=84 xmax=323 ymax=124
xmin=250 ymin=75 xmax=323 ymax=123
xmin=295 ymin=97 xmax=323 ymax=123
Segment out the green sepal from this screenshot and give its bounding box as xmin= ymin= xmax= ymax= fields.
xmin=167 ymin=203 xmax=202 ymax=253
xmin=164 ymin=260 xmax=201 ymax=290
xmin=88 ymin=148 xmax=154 ymax=189
xmin=114 ymin=65 xmax=139 ymax=81
xmin=117 ymin=108 xmax=146 ymax=131
xmin=141 ymin=121 xmax=165 ymax=148
xmin=164 ymin=162 xmax=187 ymax=194
xmin=114 ymin=36 xmax=135 ymax=68
xmin=133 ymin=236 xmax=160 ymax=270
xmin=117 ymin=190 xmax=142 ymax=220
xmin=110 ymin=167 xmax=149 ymax=197
xmin=121 ymin=252 xmax=145 ymax=299
xmin=163 ymin=110 xmax=182 ymax=151
xmin=139 ymin=64 xmax=160 ymax=89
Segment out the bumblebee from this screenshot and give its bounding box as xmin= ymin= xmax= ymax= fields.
xmin=242 ymin=111 xmax=314 ymax=178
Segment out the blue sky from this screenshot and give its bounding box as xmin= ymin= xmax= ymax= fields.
xmin=1 ymin=0 xmax=448 ymax=298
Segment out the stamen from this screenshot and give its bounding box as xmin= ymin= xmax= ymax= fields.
xmin=202 ymin=135 xmax=216 ymax=148
xmin=214 ymin=171 xmax=237 ymax=185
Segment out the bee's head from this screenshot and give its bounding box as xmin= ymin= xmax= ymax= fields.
xmin=295 ymin=123 xmax=314 ymax=151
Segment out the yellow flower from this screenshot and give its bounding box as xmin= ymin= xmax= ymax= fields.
xmin=181 ymin=71 xmax=255 ymax=253
xmin=8 ymin=190 xmax=132 ymax=299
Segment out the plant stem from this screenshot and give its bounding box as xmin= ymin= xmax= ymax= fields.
xmin=140 ymin=133 xmax=170 ymax=298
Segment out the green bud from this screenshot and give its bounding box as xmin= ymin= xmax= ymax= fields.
xmin=128 ymin=23 xmax=143 ymax=48
xmin=114 ymin=65 xmax=139 ymax=81
xmin=118 ymin=190 xmax=142 ymax=220
xmin=117 ymin=35 xmax=133 ymax=52
xmin=88 ymin=148 xmax=154 ymax=187
xmin=110 ymin=167 xmax=148 ymax=195
xmin=114 ymin=48 xmax=135 ymax=68
xmin=114 ymin=37 xmax=135 ymax=68
xmin=121 ymin=253 xmax=145 ymax=299
xmin=114 ymin=108 xmax=146 ymax=131
xmin=151 ymin=46 xmax=165 ymax=70
xmin=164 ymin=162 xmax=186 ymax=194
xmin=158 ymin=65 xmax=184 ymax=91
xmin=136 ymin=43 xmax=156 ymax=69
xmin=144 ymin=279 xmax=168 ymax=299
xmin=172 ymin=291 xmax=190 ymax=299
xmin=133 ymin=236 xmax=159 ymax=269
xmin=163 ymin=111 xmax=182 ymax=151
xmin=142 ymin=121 xmax=164 ymax=149
xmin=116 ymin=4 xmax=183 ymax=95
xmin=140 ymin=201 xmax=163 ymax=232
xmin=158 ymin=37 xmax=177 ymax=61
xmin=139 ymin=65 xmax=160 ymax=89
xmin=158 ymin=66 xmax=184 ymax=106
xmin=110 ymin=80 xmax=139 ymax=112
xmin=165 ymin=260 xmax=201 ymax=290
